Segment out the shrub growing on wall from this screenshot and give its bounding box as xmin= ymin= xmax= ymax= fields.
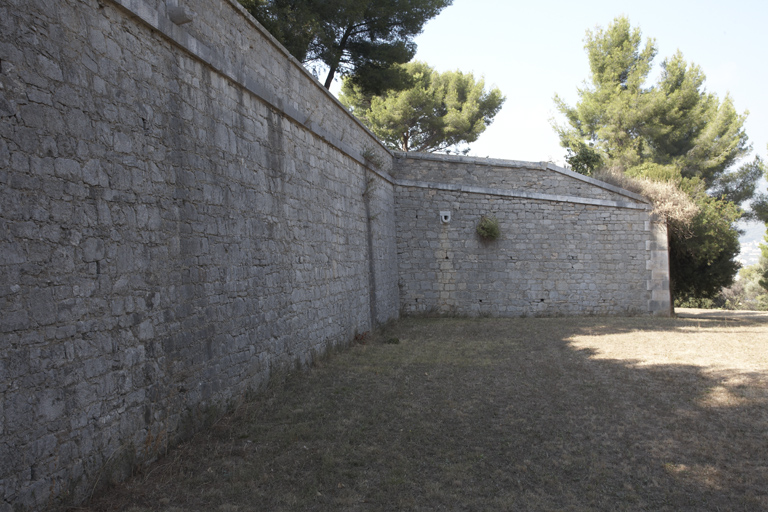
xmin=476 ymin=215 xmax=500 ymax=240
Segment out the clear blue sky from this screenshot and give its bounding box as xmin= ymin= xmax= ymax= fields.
xmin=408 ymin=0 xmax=768 ymax=263
xmin=409 ymin=0 xmax=767 ymax=168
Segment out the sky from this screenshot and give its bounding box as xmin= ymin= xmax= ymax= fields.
xmin=407 ymin=0 xmax=767 ymax=164
xmin=369 ymin=0 xmax=768 ymax=264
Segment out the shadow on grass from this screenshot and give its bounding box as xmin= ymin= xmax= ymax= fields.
xmin=81 ymin=314 xmax=768 ymax=512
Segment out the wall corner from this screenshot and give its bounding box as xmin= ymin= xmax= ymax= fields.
xmin=646 ymin=221 xmax=672 ymax=316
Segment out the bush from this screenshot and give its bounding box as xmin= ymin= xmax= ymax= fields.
xmin=592 ymin=167 xmax=698 ymax=234
xmin=716 ymin=263 xmax=768 ymax=311
xmin=476 ymin=215 xmax=500 ymax=240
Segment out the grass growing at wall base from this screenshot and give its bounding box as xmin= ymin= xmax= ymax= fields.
xmin=80 ymin=311 xmax=768 ymax=511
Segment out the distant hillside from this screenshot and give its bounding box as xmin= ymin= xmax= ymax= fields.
xmin=737 ymin=221 xmax=767 ymax=267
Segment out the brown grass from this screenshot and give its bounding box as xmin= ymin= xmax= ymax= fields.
xmin=77 ymin=309 xmax=768 ymax=511
xmin=592 ymin=167 xmax=699 ymax=231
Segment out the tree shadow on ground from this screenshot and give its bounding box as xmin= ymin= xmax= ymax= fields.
xmin=82 ymin=313 xmax=768 ymax=512
xmin=394 ymin=314 xmax=768 ymax=511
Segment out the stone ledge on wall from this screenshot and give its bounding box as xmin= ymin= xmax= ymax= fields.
xmin=108 ymin=0 xmax=395 ymax=179
xmin=393 ymin=152 xmax=669 ymax=318
xmin=395 ymin=177 xmax=651 ymax=211
xmin=393 ymin=151 xmax=651 ymax=204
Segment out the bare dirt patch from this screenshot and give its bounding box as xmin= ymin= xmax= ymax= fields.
xmin=77 ymin=311 xmax=768 ymax=511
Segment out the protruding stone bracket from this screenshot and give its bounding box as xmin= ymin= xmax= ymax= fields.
xmin=167 ymin=3 xmax=194 ymax=24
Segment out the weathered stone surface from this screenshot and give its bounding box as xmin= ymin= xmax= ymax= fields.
xmin=393 ymin=154 xmax=670 ymax=317
xmin=1 ymin=0 xmax=397 ymax=509
xmin=0 ymin=0 xmax=667 ymax=509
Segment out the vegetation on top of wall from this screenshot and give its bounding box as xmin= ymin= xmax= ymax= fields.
xmin=594 ymin=166 xmax=743 ymax=302
xmin=361 ymin=145 xmax=387 ymax=171
xmin=340 ymin=61 xmax=505 ymax=154
xmin=239 ymin=0 xmax=452 ymax=94
xmin=591 ymin=167 xmax=698 ymax=235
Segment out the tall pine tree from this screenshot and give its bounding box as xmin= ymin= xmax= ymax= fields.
xmin=553 ymin=16 xmax=764 ymax=303
xmin=340 ymin=61 xmax=505 ymax=153
xmin=241 ymin=0 xmax=452 ymax=94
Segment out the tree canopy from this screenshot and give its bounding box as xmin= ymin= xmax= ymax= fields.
xmin=668 ymin=183 xmax=743 ymax=300
xmin=554 ymin=17 xmax=755 ymax=186
xmin=552 ymin=16 xmax=765 ymax=302
xmin=339 ymin=61 xmax=505 ymax=153
xmin=750 ymin=145 xmax=768 ymax=225
xmin=240 ymin=0 xmax=452 ymax=94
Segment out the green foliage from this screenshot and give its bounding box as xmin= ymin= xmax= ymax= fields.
xmin=718 ymin=260 xmax=768 ymax=311
xmin=553 ymin=16 xmax=761 ymax=302
xmin=750 ymin=144 xmax=768 ymax=225
xmin=553 ymin=17 xmax=657 ymax=171
xmin=240 ymin=0 xmax=452 ymax=93
xmin=565 ymin=142 xmax=602 ymax=176
xmin=553 ymin=18 xmax=751 ymax=186
xmin=240 ymin=0 xmax=317 ymax=62
xmin=669 ymin=194 xmax=742 ymax=301
xmin=747 ymin=145 xmax=768 ymax=293
xmin=674 ymin=296 xmax=716 ymax=309
xmin=711 ymin=156 xmax=766 ymax=207
xmin=649 ymin=53 xmax=750 ymax=185
xmin=476 ymin=215 xmax=500 ymax=241
xmin=340 ymin=61 xmax=505 ymax=153
xmin=753 ymin=194 xmax=768 ymax=225
xmin=759 ymin=232 xmax=768 ymax=292
xmin=361 ymin=145 xmax=386 ymax=170
xmin=625 ymin=162 xmax=682 ymax=182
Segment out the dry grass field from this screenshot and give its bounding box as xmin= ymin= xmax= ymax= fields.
xmin=78 ymin=310 xmax=768 ymax=511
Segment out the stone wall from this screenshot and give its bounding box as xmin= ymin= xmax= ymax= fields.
xmin=0 ymin=0 xmax=669 ymax=509
xmin=392 ymin=153 xmax=670 ymax=317
xmin=0 ymin=0 xmax=398 ymax=509
xmin=393 ymin=153 xmax=644 ymax=203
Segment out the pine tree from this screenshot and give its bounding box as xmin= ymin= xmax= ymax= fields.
xmin=340 ymin=61 xmax=505 ymax=153
xmin=241 ymin=0 xmax=452 ymax=94
xmin=760 ymin=231 xmax=768 ymax=293
xmin=553 ymin=16 xmax=765 ymax=302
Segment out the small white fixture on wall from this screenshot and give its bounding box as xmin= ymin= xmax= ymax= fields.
xmin=440 ymin=211 xmax=451 ymax=224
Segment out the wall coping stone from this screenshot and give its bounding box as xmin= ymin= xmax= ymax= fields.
xmin=393 ymin=152 xmax=651 ymax=205
xmin=107 ymin=0 xmax=396 ymax=184
xmin=395 ymin=179 xmax=652 ymax=210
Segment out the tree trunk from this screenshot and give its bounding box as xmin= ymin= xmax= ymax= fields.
xmin=323 ymin=64 xmax=338 ymax=89
xmin=323 ymin=24 xmax=353 ymax=89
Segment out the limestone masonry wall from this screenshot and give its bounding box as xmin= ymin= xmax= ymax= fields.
xmin=392 ymin=153 xmax=670 ymax=317
xmin=1 ymin=0 xmax=397 ymax=509
xmin=0 ymin=0 xmax=668 ymax=509
xmin=393 ymin=153 xmax=647 ymax=204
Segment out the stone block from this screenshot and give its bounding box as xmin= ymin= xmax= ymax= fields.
xmin=82 ymin=237 xmax=105 ymax=262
